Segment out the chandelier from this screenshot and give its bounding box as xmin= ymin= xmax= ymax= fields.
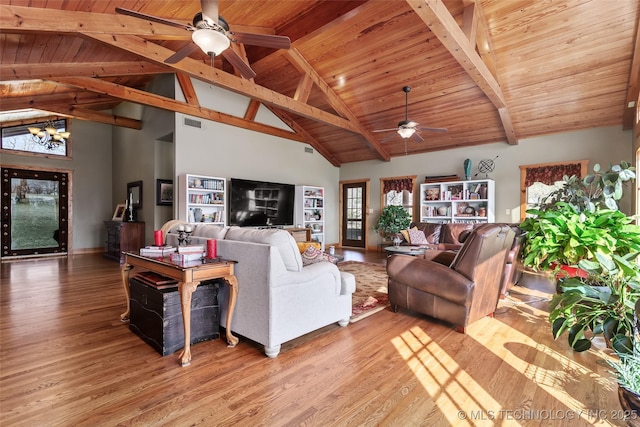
xmin=28 ymin=119 xmax=70 ymax=150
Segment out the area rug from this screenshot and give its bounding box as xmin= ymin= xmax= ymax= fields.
xmin=338 ymin=261 xmax=389 ymax=322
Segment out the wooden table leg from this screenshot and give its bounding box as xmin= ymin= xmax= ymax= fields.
xmin=224 ymin=274 xmax=239 ymax=347
xmin=120 ymin=263 xmax=133 ymax=322
xmin=178 ymin=280 xmax=199 ymax=367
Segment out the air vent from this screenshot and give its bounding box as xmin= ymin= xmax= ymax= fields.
xmin=184 ymin=118 xmax=202 ymax=128
xmin=304 ymin=147 xmax=314 ymax=154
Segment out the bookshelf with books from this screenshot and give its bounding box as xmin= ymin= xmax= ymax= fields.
xmin=295 ymin=185 xmax=324 ymax=250
xmin=178 ymin=174 xmax=226 ymax=225
xmin=419 ymin=179 xmax=495 ymax=224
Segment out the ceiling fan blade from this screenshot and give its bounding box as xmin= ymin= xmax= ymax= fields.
xmin=222 ymin=49 xmax=257 ymax=79
xmin=412 ymin=132 xmax=425 ymax=143
xmin=115 ymin=7 xmax=193 ymax=31
xmin=165 ymin=43 xmax=202 ymax=64
xmin=379 ymin=133 xmax=398 ymax=143
xmin=420 ymin=127 xmax=448 ymax=133
xmin=232 ymin=32 xmax=291 ymax=49
xmin=372 ymin=128 xmax=399 ymax=133
xmin=200 ymin=0 xmax=219 ymax=26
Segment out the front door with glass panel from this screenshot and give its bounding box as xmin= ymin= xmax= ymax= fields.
xmin=1 ymin=168 xmax=68 ymax=257
xmin=342 ymin=182 xmax=366 ymax=248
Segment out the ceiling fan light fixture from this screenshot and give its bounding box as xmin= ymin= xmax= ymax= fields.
xmin=192 ymin=28 xmax=230 ymax=56
xmin=397 ymin=127 xmax=416 ymax=139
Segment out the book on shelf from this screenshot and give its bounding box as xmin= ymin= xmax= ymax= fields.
xmin=177 ymin=245 xmax=205 ymax=254
xmin=139 ymin=246 xmax=177 ymax=257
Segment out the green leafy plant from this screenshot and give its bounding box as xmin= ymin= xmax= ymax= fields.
xmin=521 ymin=204 xmax=640 ymax=272
xmin=549 ymin=254 xmax=640 ymax=353
xmin=609 ymin=344 xmax=640 ymax=395
xmin=539 ymin=162 xmax=636 ymax=213
xmin=374 ymin=205 xmax=411 ymax=237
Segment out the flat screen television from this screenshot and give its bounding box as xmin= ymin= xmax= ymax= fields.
xmin=229 ymin=178 xmax=295 ymax=227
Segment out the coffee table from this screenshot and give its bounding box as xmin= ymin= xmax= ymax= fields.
xmin=384 ymin=246 xmax=429 ymax=256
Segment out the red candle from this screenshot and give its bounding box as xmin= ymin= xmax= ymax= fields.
xmin=154 ymin=230 xmax=163 ymax=246
xmin=207 ymin=239 xmax=217 ymax=259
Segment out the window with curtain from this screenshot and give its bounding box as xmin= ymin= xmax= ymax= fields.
xmin=519 ymin=161 xmax=588 ymax=220
xmin=380 ymin=176 xmax=416 ymax=222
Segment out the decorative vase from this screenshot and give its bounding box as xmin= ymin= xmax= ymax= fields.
xmin=463 ymin=159 xmax=472 ymax=180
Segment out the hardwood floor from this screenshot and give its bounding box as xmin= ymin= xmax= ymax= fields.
xmin=0 ymin=250 xmax=625 ymax=426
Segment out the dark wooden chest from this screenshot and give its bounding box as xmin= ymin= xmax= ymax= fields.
xmin=129 ymin=277 xmax=220 ymax=356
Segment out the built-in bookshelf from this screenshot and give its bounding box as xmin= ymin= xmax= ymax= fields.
xmin=419 ymin=179 xmax=495 ymax=223
xmin=178 ymin=174 xmax=226 ymax=225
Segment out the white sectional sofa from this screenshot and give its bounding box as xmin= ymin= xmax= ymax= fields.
xmin=165 ymin=222 xmax=355 ymax=357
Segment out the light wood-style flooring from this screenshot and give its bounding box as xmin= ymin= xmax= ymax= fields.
xmin=0 ymin=249 xmax=625 ymax=426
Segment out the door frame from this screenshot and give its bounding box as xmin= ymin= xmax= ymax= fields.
xmin=339 ymin=179 xmax=370 ymax=249
xmin=1 ymin=163 xmax=73 ymax=259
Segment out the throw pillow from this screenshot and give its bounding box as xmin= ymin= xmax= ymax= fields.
xmin=400 ymin=229 xmax=411 ymax=243
xmin=297 ymin=241 xmax=322 ymax=253
xmin=301 ymin=245 xmax=338 ymax=266
xmin=408 ymin=228 xmax=429 ymax=245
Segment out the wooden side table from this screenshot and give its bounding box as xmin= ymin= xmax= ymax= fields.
xmin=120 ymin=253 xmax=238 ymax=367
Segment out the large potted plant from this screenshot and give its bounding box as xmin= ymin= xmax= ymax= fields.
xmin=520 ymin=162 xmax=638 ymax=275
xmin=520 ymin=161 xmax=640 ymax=354
xmin=374 ymin=205 xmax=411 ymax=242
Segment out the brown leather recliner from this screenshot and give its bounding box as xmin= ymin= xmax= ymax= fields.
xmin=386 ymin=223 xmax=515 ymax=333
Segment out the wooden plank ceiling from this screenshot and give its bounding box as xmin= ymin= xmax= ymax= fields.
xmin=0 ymin=0 xmax=638 ymax=166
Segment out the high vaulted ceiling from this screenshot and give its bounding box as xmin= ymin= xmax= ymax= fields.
xmin=1 ymin=0 xmax=638 ymax=166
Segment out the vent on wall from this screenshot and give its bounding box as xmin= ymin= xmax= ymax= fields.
xmin=184 ymin=118 xmax=202 ymax=129
xmin=304 ymin=147 xmax=314 ymax=154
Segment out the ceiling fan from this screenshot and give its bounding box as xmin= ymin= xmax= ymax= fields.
xmin=373 ymin=86 xmax=447 ymax=143
xmin=115 ymin=0 xmax=291 ymax=79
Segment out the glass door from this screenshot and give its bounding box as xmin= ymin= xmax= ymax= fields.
xmin=1 ymin=167 xmax=68 ymax=257
xmin=341 ymin=181 xmax=367 ymax=248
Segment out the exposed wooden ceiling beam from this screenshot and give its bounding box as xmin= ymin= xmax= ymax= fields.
xmin=48 ymin=76 xmax=306 ymax=143
xmin=40 ymin=105 xmax=142 ymax=130
xmin=284 ymin=48 xmax=391 ymax=161
xmin=0 ymin=5 xmax=188 ymax=40
xmin=622 ymin=16 xmax=640 ymax=130
xmin=176 ymin=73 xmax=199 ymax=106
xmin=265 ymin=106 xmax=341 ymax=167
xmin=0 ymin=62 xmax=169 ymax=81
xmin=82 ymin=32 xmax=362 ymax=134
xmin=407 ymin=0 xmax=517 ymax=145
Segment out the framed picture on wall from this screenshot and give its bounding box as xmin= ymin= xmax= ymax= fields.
xmin=112 ymin=203 xmax=126 ymax=221
xmin=156 ymin=179 xmax=173 ymax=206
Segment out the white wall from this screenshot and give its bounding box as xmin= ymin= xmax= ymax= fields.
xmin=112 ymin=74 xmax=176 ymax=244
xmin=173 ymin=77 xmax=340 ymax=241
xmin=340 ymin=126 xmax=634 ymax=246
xmin=1 ymin=119 xmax=113 ymax=251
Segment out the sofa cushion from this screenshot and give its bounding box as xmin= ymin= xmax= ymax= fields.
xmin=192 ymin=224 xmax=229 ymax=240
xmin=440 ymin=223 xmax=475 ymax=244
xmin=224 ymin=227 xmax=303 ymax=272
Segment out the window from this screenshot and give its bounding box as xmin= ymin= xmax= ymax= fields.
xmin=519 ymin=161 xmax=588 ymax=220
xmin=1 ymin=119 xmax=70 ymax=157
xmin=380 ymin=176 xmax=416 ymax=222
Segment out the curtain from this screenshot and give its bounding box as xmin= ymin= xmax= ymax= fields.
xmin=383 ymin=178 xmax=413 ymax=193
xmin=524 ymin=163 xmax=582 ymax=187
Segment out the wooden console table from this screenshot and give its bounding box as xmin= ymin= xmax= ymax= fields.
xmin=120 ymin=252 xmax=238 ymax=367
